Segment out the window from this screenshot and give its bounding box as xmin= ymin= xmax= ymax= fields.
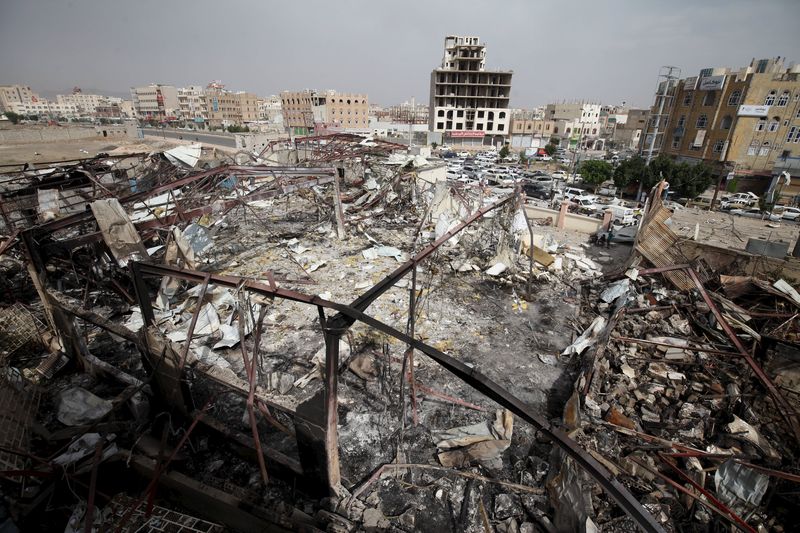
xmin=780 ymin=150 xmax=791 ymax=159
xmin=721 ymin=115 xmax=733 ymax=130
xmin=498 ymin=124 xmax=504 ymax=131
xmin=476 ymin=123 xmax=483 ymax=130
xmin=437 ymin=122 xmax=444 ymax=129
xmin=566 ymin=128 xmax=571 ymax=134
xmin=437 ymin=110 xmax=444 ymax=117
xmin=672 ymin=137 xmax=680 ymax=149
xmin=499 ymin=111 xmax=506 ymax=119
xmin=713 ymin=140 xmax=725 ymax=153
xmin=768 ymin=118 xmax=780 ymax=132
xmin=777 ymin=91 xmax=790 ymax=106
xmin=764 ymin=91 xmax=776 ymax=106
xmin=727 ymin=90 xmax=741 ymax=106
xmin=677 ymin=115 xmax=686 ymax=128
xmin=696 ymin=114 xmax=708 ymax=128
xmin=457 ymin=110 xmax=464 ymax=118
xmin=788 ymin=126 xmax=800 ymax=143
xmin=756 ymin=59 xmax=768 ymax=73
xmin=703 ymin=92 xmax=716 ymax=106
xmin=592 ymin=128 xmax=597 ymax=134
xmin=477 ymin=110 xmax=484 ymax=118
xmin=683 ymin=92 xmax=693 ymax=106
xmin=747 ymin=141 xmax=758 ymax=155
xmin=755 ymin=117 xmax=766 ymax=131
xmin=759 ymin=143 xmax=770 ymax=156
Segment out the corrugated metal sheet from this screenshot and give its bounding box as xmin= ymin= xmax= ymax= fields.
xmin=635 ymin=206 xmax=694 ymax=290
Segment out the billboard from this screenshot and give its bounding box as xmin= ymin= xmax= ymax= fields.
xmin=699 ymin=75 xmax=725 ymax=91
xmin=738 ymin=105 xmax=770 ymax=117
xmin=450 ymin=130 xmax=485 ymax=138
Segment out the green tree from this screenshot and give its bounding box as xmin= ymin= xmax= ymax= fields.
xmin=544 ymin=143 xmax=557 ymax=156
xmin=519 ymin=152 xmax=528 ymax=165
xmin=613 ymin=155 xmax=647 ymax=190
xmin=4 ymin=112 xmax=20 ymax=124
xmin=499 ymin=145 xmax=510 ymax=159
xmin=669 ymin=161 xmax=714 ymax=198
xmin=579 ymin=160 xmax=614 ymax=192
xmin=431 ymin=142 xmax=438 ymax=149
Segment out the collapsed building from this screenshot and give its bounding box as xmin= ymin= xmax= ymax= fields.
xmin=0 ymin=136 xmax=798 ymax=533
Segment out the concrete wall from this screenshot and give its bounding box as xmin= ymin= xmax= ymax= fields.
xmin=0 ymin=126 xmax=105 ymax=143
xmin=525 ymin=205 xmax=602 ymax=233
xmin=678 ymin=240 xmax=800 ymax=285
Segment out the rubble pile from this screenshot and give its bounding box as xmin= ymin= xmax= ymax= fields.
xmin=2 ymin=140 xmax=795 ymax=532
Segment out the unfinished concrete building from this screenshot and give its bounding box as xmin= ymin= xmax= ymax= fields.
xmin=429 ymin=35 xmax=513 ymax=147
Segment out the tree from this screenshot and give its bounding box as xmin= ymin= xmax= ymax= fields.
xmin=613 ymin=155 xmax=647 ymax=190
xmin=4 ymin=112 xmax=20 ymax=124
xmin=669 ymin=161 xmax=714 ymax=198
xmin=544 ymin=143 xmax=557 ymax=156
xmin=519 ymin=152 xmax=528 ymax=165
xmin=499 ymin=145 xmax=510 ymax=159
xmin=579 ymin=160 xmax=614 ymax=191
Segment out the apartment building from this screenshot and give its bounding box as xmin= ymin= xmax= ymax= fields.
xmin=130 ymin=84 xmax=180 ymax=120
xmin=177 ymin=86 xmax=208 ymax=122
xmin=509 ymin=109 xmax=556 ymax=148
xmin=55 ymin=90 xmax=120 ymax=116
xmin=648 ymin=57 xmax=800 ymax=192
xmin=0 ymin=85 xmax=39 ymax=112
xmin=280 ymin=90 xmax=369 ymax=135
xmin=258 ymin=95 xmax=283 ymax=123
xmin=428 ymin=35 xmax=513 ymax=146
xmin=612 ymin=108 xmax=649 ymax=151
xmin=204 ymin=89 xmax=260 ymax=127
xmin=545 ymin=102 xmax=603 ymax=148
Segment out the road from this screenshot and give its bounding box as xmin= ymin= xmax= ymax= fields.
xmin=140 ymin=128 xmax=237 ymax=148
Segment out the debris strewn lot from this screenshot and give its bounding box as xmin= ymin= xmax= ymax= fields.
xmin=0 ymin=138 xmax=798 ymax=532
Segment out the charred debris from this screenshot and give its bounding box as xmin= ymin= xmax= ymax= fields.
xmin=0 ymin=137 xmax=798 ymax=532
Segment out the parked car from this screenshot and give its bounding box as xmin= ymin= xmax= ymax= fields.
xmin=607 ymin=205 xmax=636 ymax=225
xmin=730 ymin=208 xmax=781 ymax=221
xmin=780 ymin=207 xmax=800 ymax=221
xmin=721 ymin=192 xmax=759 ymax=209
xmin=558 ymin=157 xmax=571 ymax=164
xmin=522 ymin=181 xmax=551 ymax=200
xmin=563 ymin=187 xmax=586 ymax=200
xmin=456 ymin=151 xmax=470 ymax=157
xmin=573 ymin=195 xmax=602 ymax=215
xmin=536 ymin=154 xmax=553 ymax=161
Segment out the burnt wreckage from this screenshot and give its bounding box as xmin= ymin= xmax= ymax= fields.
xmin=0 ymin=138 xmax=798 ymax=532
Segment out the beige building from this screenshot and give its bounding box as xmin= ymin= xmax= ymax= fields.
xmin=648 ymin=57 xmax=800 ymax=193
xmin=280 ymin=90 xmax=369 ymax=135
xmin=130 ymin=84 xmax=180 ymax=120
xmin=204 ymin=89 xmax=260 ymax=127
xmin=177 ymin=86 xmax=208 ymax=121
xmin=0 ymin=85 xmax=40 ymax=113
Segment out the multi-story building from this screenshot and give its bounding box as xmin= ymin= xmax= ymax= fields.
xmin=428 ymin=35 xmax=513 ymax=146
xmin=176 ymin=86 xmax=208 ymax=122
xmin=509 ymin=109 xmax=556 ymax=148
xmin=545 ymin=102 xmax=603 ymax=148
xmin=280 ymin=90 xmax=369 ymax=135
xmin=55 ymin=89 xmax=115 ymax=115
xmin=257 ymin=95 xmax=283 ymax=123
xmin=130 ymin=84 xmax=180 ymax=120
xmin=204 ymin=87 xmax=260 ymax=127
xmin=612 ymin=108 xmax=649 ymax=151
xmin=647 ymin=57 xmax=800 ymax=195
xmin=0 ymin=85 xmax=39 ymax=112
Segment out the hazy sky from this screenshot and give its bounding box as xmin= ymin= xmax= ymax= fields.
xmin=1 ymin=0 xmax=798 ymax=108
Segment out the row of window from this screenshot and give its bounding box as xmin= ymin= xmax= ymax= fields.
xmin=682 ymin=89 xmax=799 ymax=108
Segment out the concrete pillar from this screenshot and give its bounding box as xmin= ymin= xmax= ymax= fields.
xmin=557 ymin=200 xmax=569 ymax=229
xmin=602 ymin=209 xmax=613 ymax=231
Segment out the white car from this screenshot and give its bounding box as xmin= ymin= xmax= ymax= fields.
xmin=456 ymin=151 xmax=470 ymax=158
xmin=780 ymin=207 xmax=800 ymax=221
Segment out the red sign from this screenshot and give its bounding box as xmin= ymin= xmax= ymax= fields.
xmin=450 ymin=130 xmax=485 ymax=138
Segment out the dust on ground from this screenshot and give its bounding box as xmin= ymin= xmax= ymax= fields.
xmin=669 ymin=204 xmax=799 ymax=251
xmin=0 ymin=136 xmax=182 ymax=166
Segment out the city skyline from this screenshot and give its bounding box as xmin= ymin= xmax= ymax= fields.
xmin=1 ymin=0 xmax=798 ymax=108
